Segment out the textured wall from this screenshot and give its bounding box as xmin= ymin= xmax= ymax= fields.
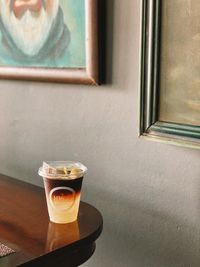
xmin=0 ymin=1 xmax=200 ymax=266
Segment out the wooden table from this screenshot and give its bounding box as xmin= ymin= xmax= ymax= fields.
xmin=0 ymin=174 xmax=103 ymax=267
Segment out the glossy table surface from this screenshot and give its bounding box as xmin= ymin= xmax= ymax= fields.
xmin=0 ymin=174 xmax=103 ymax=267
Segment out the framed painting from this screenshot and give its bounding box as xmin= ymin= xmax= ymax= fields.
xmin=140 ymin=0 xmax=200 ymax=148
xmin=0 ymin=0 xmax=98 ymax=84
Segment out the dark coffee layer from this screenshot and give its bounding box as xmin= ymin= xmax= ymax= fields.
xmin=44 ymin=177 xmax=83 ymax=194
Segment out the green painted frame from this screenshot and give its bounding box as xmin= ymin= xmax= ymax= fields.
xmin=139 ymin=0 xmax=200 ymax=148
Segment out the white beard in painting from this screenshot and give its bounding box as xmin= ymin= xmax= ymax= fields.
xmin=0 ymin=0 xmax=59 ymax=56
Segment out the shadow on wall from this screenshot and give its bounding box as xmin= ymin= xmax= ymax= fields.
xmin=83 ymin=185 xmax=200 ymax=267
xmin=98 ymin=0 xmax=114 ymax=85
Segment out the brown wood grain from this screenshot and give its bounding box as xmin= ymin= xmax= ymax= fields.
xmin=0 ymin=174 xmax=103 ymax=267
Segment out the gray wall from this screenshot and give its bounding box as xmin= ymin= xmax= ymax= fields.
xmin=0 ymin=1 xmax=200 ymax=266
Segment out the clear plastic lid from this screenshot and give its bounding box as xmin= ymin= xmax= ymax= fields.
xmin=38 ymin=161 xmax=87 ymax=180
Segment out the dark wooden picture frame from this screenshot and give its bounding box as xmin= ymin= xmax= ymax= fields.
xmin=140 ymin=0 xmax=200 ymax=148
xmin=0 ymin=0 xmax=98 ymax=85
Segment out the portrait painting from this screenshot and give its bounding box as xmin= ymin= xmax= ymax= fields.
xmin=0 ymin=0 xmax=99 ymax=84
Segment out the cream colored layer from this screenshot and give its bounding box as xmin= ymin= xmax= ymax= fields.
xmin=46 ymin=193 xmax=81 ymax=224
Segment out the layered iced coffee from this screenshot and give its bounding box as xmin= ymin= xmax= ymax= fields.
xmin=38 ymin=161 xmax=87 ymax=224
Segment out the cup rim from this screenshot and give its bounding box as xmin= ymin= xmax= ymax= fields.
xmin=38 ymin=161 xmax=87 ymax=180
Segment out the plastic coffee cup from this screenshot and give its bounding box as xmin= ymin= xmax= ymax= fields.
xmin=38 ymin=161 xmax=87 ymax=224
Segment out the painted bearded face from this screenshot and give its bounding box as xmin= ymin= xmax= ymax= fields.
xmin=0 ymin=0 xmax=59 ymax=56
